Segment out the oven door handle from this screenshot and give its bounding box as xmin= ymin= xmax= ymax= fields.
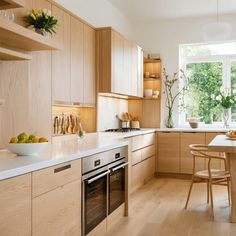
xmin=111 ymin=162 xmax=129 ymax=172
xmin=86 ymin=170 xmax=110 ymax=184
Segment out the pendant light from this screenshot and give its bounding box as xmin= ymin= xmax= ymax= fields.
xmin=202 ymin=0 xmax=232 ymax=42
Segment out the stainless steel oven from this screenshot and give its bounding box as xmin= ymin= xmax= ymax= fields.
xmin=82 ymin=147 xmax=128 ymax=236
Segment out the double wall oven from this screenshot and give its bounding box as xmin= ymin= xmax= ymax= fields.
xmin=82 ymin=147 xmax=128 ymax=236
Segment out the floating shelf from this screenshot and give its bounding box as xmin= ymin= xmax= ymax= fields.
xmin=144 ymin=59 xmax=161 ymax=63
xmin=0 ymin=47 xmax=32 ymax=60
xmin=0 ymin=0 xmax=24 ymax=9
xmin=0 ymin=19 xmax=62 ymax=51
xmin=143 ymin=97 xmax=160 ymax=100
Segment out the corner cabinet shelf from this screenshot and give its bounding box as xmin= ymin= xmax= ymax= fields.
xmin=0 ymin=47 xmax=32 ymax=60
xmin=0 ymin=19 xmax=62 ymax=51
xmin=0 ymin=0 xmax=24 ymax=10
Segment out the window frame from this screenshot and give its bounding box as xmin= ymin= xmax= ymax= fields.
xmin=179 ymin=44 xmax=236 ymax=127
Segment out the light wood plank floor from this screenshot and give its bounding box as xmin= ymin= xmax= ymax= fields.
xmin=106 ymin=177 xmax=236 ymax=236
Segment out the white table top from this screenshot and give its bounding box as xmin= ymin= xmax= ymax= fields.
xmin=208 ymin=135 xmax=236 ymax=153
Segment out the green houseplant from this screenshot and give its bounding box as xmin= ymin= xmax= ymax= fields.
xmin=25 ymin=8 xmax=58 ymax=36
xmin=212 ymin=88 xmax=236 ymax=128
xmin=163 ymin=68 xmax=188 ymax=128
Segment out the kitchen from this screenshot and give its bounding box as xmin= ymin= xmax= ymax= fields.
xmin=1 ymin=0 xmax=236 ymax=236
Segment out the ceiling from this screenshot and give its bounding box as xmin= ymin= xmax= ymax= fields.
xmin=107 ymin=0 xmax=236 ymax=21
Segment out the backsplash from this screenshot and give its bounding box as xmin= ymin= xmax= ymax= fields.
xmin=97 ymin=95 xmax=128 ymax=131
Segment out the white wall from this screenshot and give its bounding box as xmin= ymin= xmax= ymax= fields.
xmin=133 ymin=14 xmax=236 ymax=127
xmin=97 ymin=96 xmax=128 ymax=131
xmin=55 ymin=0 xmax=133 ymax=39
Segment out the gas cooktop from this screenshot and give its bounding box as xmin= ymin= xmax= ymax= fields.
xmin=105 ymin=128 xmax=141 ymax=133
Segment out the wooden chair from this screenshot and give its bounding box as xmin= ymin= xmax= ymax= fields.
xmin=184 ymin=144 xmax=231 ymax=216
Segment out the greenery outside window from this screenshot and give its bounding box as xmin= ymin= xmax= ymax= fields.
xmin=179 ymin=42 xmax=236 ymax=126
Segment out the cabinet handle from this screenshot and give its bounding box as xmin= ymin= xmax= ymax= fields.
xmin=54 ymin=164 xmax=71 ymax=173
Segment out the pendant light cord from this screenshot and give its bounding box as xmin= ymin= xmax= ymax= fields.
xmin=217 ymin=0 xmax=219 ymax=22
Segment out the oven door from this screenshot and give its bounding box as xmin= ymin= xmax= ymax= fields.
xmin=83 ymin=170 xmax=110 ymax=235
xmin=109 ymin=162 xmax=128 ymax=214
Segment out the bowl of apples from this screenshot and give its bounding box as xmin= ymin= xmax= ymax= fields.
xmin=6 ymin=132 xmax=49 ymax=156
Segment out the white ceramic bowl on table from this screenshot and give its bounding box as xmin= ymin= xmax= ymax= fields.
xmin=6 ymin=142 xmax=49 ymax=156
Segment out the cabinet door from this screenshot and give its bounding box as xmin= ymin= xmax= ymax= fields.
xmin=137 ymin=46 xmax=143 ymax=97
xmin=0 ymin=174 xmax=31 ymax=236
xmin=131 ymin=162 xmax=144 ymax=192
xmin=131 ymin=44 xmax=138 ymax=96
xmin=52 ymin=6 xmax=71 ymax=103
xmin=143 ymin=156 xmax=155 ymax=181
xmin=180 ymin=132 xmax=205 ymax=174
xmin=32 ymin=180 xmax=81 ymax=236
xmin=71 ymin=17 xmax=84 ymax=103
xmin=123 ymin=39 xmax=132 ymax=95
xmin=83 ymin=24 xmax=96 ymax=105
xmin=158 ymin=132 xmax=180 ymax=173
xmin=206 ymin=132 xmax=225 ymax=170
xmin=112 ymin=31 xmax=124 ymax=94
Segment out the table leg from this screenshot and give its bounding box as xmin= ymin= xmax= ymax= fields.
xmin=228 ymin=153 xmax=236 ymax=222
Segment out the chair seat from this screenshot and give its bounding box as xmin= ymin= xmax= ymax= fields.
xmin=195 ymin=169 xmax=230 ymax=179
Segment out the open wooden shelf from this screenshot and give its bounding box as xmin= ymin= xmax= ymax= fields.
xmin=144 ymin=77 xmax=160 ymax=81
xmin=0 ymin=19 xmax=62 ymax=51
xmin=144 ymin=58 xmax=161 ymax=63
xmin=0 ymin=47 xmax=32 ymax=60
xmin=0 ymin=0 xmax=24 ymax=9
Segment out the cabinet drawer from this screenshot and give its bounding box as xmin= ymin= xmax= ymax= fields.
xmin=141 ymin=145 xmax=155 ymax=161
xmin=132 ymin=132 xmax=155 ymax=151
xmin=142 ymin=133 xmax=155 ymax=147
xmin=132 ymin=150 xmax=142 ymax=165
xmin=32 ymin=159 xmax=81 ymax=197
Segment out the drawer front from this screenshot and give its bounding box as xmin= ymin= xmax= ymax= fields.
xmin=132 ymin=150 xmax=142 ymax=166
xmin=32 ymin=159 xmax=81 ymax=198
xmin=141 ymin=145 xmax=155 ymax=161
xmin=132 ymin=132 xmax=155 ymax=151
xmin=132 ymin=135 xmax=143 ymax=151
xmin=142 ymin=133 xmax=155 ymax=147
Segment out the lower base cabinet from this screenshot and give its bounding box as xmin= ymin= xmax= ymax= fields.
xmin=131 ymin=156 xmax=155 ymax=192
xmin=32 ymin=180 xmax=81 ymax=236
xmin=0 ymin=174 xmax=31 ymax=236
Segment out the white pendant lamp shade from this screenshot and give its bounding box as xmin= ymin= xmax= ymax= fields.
xmin=202 ymin=0 xmax=232 ymax=42
xmin=202 ymin=22 xmax=232 ymax=41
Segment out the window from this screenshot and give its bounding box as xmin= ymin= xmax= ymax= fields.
xmin=180 ymin=42 xmax=236 ymax=126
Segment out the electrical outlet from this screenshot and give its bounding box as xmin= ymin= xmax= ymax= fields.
xmin=0 ymin=99 xmax=5 ymax=107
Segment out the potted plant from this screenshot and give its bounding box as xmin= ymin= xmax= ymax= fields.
xmin=212 ymin=88 xmax=236 ymax=128
xmin=163 ymin=68 xmax=188 ymax=128
xmin=25 ymin=8 xmax=58 ymax=36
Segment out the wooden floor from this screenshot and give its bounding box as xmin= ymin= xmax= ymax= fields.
xmin=106 ymin=177 xmax=236 ymax=236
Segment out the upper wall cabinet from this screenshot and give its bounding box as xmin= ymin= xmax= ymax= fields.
xmin=52 ymin=13 xmax=96 ymax=106
xmin=52 ymin=5 xmax=71 ymax=103
xmin=97 ymin=28 xmax=143 ymax=97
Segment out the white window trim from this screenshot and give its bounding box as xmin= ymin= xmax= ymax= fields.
xmin=179 ymin=49 xmax=236 ymax=127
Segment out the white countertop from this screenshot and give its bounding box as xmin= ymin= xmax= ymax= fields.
xmin=0 ymin=129 xmax=156 ymax=181
xmin=156 ymin=127 xmax=231 ymax=133
xmin=0 ymin=133 xmax=131 ymax=181
xmin=208 ymin=135 xmax=236 ymax=153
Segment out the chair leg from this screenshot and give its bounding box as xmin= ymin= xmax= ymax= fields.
xmin=207 ymin=182 xmax=209 ymax=204
xmin=185 ymin=179 xmax=194 ymax=209
xmin=227 ymin=178 xmax=231 ymax=206
xmin=209 ymin=181 xmax=214 ymax=217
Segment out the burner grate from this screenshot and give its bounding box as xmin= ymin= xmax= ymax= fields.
xmin=105 ymin=128 xmax=141 ymax=133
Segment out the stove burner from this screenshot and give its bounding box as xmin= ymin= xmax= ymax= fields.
xmin=105 ymin=128 xmax=141 ymax=133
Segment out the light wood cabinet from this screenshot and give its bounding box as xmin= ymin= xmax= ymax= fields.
xmin=32 ymin=180 xmax=81 ymax=236
xmin=180 ymin=132 xmax=206 ymax=174
xmin=97 ymin=27 xmax=143 ymax=97
xmin=132 ymin=132 xmax=155 ymax=151
xmin=0 ymin=174 xmax=31 ymax=236
xmin=32 ymin=159 xmax=81 ymax=236
xmin=157 ymin=132 xmax=180 ymax=173
xmin=52 ymin=5 xmax=71 ymax=103
xmin=71 ymin=16 xmax=84 ymax=104
xmin=83 ymin=24 xmax=96 ymax=105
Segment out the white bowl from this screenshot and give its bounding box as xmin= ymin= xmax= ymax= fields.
xmin=144 ymin=89 xmax=153 ymax=97
xmin=6 ymin=142 xmax=49 ymax=156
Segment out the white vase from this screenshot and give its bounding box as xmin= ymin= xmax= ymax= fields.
xmin=223 ymin=108 xmax=230 ymax=128
xmin=35 ymin=28 xmax=49 ymax=37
